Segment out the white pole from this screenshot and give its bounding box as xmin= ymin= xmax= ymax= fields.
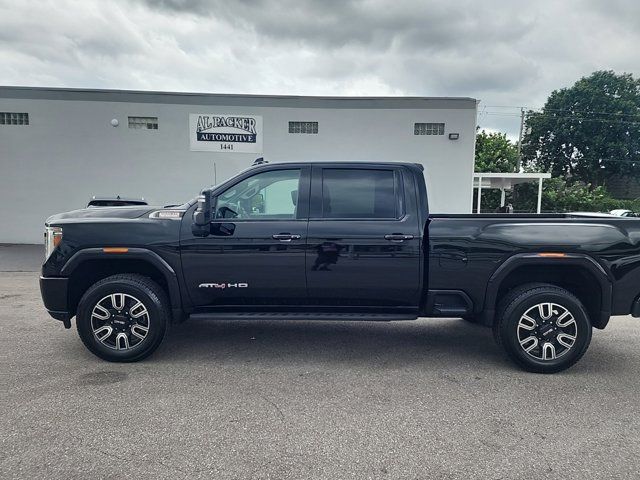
xmin=500 ymin=189 xmax=506 ymax=207
xmin=477 ymin=176 xmax=482 ymax=213
xmin=537 ymin=177 xmax=543 ymax=214
xmin=517 ymin=108 xmax=525 ymax=172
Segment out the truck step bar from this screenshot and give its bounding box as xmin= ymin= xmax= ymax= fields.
xmin=189 ymin=312 xmax=419 ymax=322
xmin=425 ymin=290 xmax=474 ymax=317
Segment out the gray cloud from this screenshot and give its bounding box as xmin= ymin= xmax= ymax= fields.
xmin=0 ymin=0 xmax=638 ymax=137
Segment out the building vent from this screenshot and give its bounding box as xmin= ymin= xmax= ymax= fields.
xmin=0 ymin=112 xmax=29 ymax=125
xmin=414 ymin=122 xmax=444 ymax=135
xmin=289 ymin=121 xmax=318 ymax=134
xmin=128 ymin=116 xmax=158 ymax=130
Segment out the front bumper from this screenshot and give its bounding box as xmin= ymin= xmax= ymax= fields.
xmin=39 ymin=276 xmax=71 ymax=328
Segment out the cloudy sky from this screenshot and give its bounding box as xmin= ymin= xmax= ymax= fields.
xmin=1 ymin=0 xmax=638 ymax=136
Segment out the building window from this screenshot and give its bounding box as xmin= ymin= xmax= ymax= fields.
xmin=128 ymin=116 xmax=158 ymax=130
xmin=289 ymin=121 xmax=318 ymax=134
xmin=0 ymin=112 xmax=29 ymax=125
xmin=414 ymin=122 xmax=444 ymax=135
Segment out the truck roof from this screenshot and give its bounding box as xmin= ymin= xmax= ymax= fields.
xmin=247 ymin=161 xmax=424 ymax=170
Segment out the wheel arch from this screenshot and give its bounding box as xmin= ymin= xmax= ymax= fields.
xmin=61 ymin=248 xmax=182 ymax=320
xmin=483 ymin=253 xmax=613 ymax=329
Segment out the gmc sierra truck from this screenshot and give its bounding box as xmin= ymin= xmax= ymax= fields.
xmin=40 ymin=162 xmax=640 ymax=373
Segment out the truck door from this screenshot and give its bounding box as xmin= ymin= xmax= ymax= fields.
xmin=306 ymin=165 xmax=422 ymax=307
xmin=180 ymin=166 xmax=310 ymax=307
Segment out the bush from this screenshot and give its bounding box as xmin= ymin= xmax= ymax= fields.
xmin=513 ymin=178 xmax=640 ymax=213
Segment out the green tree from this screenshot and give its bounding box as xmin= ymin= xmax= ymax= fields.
xmin=472 ymin=125 xmax=640 ymax=213
xmin=522 ymin=70 xmax=640 ymax=187
xmin=472 ymin=130 xmax=519 ymax=211
xmin=474 ymin=129 xmax=518 ymax=173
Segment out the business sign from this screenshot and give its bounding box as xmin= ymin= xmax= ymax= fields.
xmin=189 ymin=114 xmax=263 ymax=153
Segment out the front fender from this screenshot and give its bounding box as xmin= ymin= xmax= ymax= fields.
xmin=60 ymin=247 xmax=182 ymax=312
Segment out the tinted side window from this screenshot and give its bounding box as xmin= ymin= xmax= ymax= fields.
xmin=321 ymin=169 xmax=397 ymax=219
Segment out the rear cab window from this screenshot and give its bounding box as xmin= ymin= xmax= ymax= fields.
xmin=319 ymin=168 xmax=403 ymax=219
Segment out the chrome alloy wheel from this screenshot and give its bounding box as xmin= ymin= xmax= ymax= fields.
xmin=517 ymin=303 xmax=577 ymax=361
xmin=91 ymin=293 xmax=150 ymax=350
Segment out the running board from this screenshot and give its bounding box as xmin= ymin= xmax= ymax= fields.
xmin=189 ymin=312 xmax=418 ymax=322
xmin=432 ymin=306 xmax=469 ymax=316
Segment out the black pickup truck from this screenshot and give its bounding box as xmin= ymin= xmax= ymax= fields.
xmin=40 ymin=162 xmax=640 ymax=372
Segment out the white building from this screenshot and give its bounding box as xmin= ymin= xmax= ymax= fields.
xmin=0 ymin=87 xmax=477 ymax=243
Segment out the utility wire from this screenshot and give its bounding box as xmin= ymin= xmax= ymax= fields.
xmin=482 ymin=111 xmax=640 ymax=125
xmin=484 ymin=105 xmax=640 ymax=118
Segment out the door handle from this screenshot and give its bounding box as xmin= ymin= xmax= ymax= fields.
xmin=272 ymin=233 xmax=302 ymax=242
xmin=384 ymin=234 xmax=414 ymax=242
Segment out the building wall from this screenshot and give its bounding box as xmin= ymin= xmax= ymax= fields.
xmin=0 ymin=90 xmax=477 ymax=243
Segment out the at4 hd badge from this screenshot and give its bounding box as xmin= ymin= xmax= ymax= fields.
xmin=198 ymin=282 xmax=249 ymax=289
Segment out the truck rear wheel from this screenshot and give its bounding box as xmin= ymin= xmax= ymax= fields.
xmin=494 ymin=283 xmax=592 ymax=373
xmin=76 ymin=274 xmax=169 ymax=362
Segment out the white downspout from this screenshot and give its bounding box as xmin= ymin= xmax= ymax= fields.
xmin=537 ymin=177 xmax=543 ymax=214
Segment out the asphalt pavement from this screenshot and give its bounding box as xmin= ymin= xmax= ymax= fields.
xmin=1 ymin=247 xmax=640 ymax=479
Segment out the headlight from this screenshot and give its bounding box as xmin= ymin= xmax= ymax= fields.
xmin=44 ymin=226 xmax=63 ymax=260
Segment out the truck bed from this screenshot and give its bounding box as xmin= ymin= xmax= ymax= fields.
xmin=427 ymin=213 xmax=640 ymax=321
xmin=429 ymin=213 xmax=613 ymax=219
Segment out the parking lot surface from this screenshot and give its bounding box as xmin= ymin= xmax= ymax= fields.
xmin=2 ymin=253 xmax=640 ymax=479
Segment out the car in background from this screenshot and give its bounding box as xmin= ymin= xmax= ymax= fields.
xmin=87 ymin=196 xmax=148 ymax=208
xmin=610 ymin=209 xmax=639 ymax=217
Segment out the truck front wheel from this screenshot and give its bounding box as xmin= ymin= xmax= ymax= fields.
xmin=494 ymin=284 xmax=592 ymax=373
xmin=76 ymin=274 xmax=169 ymax=362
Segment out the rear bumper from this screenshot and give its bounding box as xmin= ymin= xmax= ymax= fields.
xmin=39 ymin=276 xmax=71 ymax=327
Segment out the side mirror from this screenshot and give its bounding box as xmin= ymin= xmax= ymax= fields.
xmin=192 ymin=191 xmax=212 ymax=237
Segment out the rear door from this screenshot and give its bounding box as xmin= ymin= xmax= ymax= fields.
xmin=180 ymin=165 xmax=310 ymax=307
xmin=306 ymin=165 xmax=422 ymax=307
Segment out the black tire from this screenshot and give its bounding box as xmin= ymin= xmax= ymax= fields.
xmin=76 ymin=274 xmax=169 ymax=362
xmin=493 ymin=283 xmax=592 ymax=373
